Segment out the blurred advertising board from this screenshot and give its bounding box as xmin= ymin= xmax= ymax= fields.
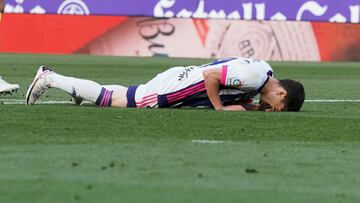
xmin=0 ymin=14 xmax=359 ymax=61
xmin=4 ymin=0 xmax=359 ymax=23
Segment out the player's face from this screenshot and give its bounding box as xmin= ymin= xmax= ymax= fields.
xmin=270 ymin=98 xmax=286 ymax=112
xmin=259 ymin=91 xmax=287 ymax=112
xmin=259 ymin=99 xmax=286 ymax=112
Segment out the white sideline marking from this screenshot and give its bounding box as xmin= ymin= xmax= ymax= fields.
xmin=0 ymin=99 xmax=91 ymax=105
xmin=192 ymin=140 xmax=226 ymax=144
xmin=305 ymin=100 xmax=360 ymax=103
xmin=0 ymin=99 xmax=360 ymax=105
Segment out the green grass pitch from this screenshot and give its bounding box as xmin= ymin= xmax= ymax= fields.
xmin=0 ymin=53 xmax=359 ymax=203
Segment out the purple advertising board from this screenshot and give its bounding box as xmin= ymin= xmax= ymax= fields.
xmin=4 ymin=0 xmax=360 ymax=23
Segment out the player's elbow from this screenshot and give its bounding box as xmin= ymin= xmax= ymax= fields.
xmin=203 ymin=70 xmax=210 ymax=79
xmin=203 ymin=69 xmax=221 ymax=83
xmin=203 ymin=70 xmax=215 ymax=82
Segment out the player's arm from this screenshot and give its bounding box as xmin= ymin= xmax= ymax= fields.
xmin=238 ymin=101 xmax=273 ymax=111
xmin=203 ymin=68 xmax=245 ymax=111
xmin=240 ymin=103 xmax=260 ymax=111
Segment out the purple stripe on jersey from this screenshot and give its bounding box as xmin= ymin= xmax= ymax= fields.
xmin=166 ymin=81 xmax=205 ymax=98
xmin=159 ymin=89 xmax=208 ymax=108
xmin=166 ymin=82 xmax=205 ymax=102
xmin=157 ymin=81 xmax=207 ymax=108
xmin=167 ymin=82 xmax=205 ymax=100
xmin=95 ymin=87 xmax=113 ymax=107
xmin=167 ymin=86 xmax=206 ymax=103
xmin=126 ymin=85 xmax=138 ymax=108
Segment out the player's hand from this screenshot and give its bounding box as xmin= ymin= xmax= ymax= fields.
xmin=221 ymin=105 xmax=246 ymax=111
xmin=259 ymin=102 xmax=272 ymax=111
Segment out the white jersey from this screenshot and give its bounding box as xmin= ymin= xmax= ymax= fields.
xmin=126 ymin=57 xmax=273 ymax=108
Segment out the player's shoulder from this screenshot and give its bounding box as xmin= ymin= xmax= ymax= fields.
xmin=227 ymin=57 xmax=273 ymax=76
xmin=224 ymin=57 xmax=267 ymax=66
xmin=227 ymin=57 xmax=271 ymax=68
xmin=199 ymin=57 xmax=273 ymax=73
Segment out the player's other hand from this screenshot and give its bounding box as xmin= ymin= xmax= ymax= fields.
xmin=221 ymin=105 xmax=246 ymax=111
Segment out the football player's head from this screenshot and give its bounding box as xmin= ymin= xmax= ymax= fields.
xmin=279 ymin=79 xmax=305 ymax=111
xmin=260 ymin=79 xmax=305 ymax=112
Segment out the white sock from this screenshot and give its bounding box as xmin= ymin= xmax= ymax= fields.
xmin=46 ymin=72 xmax=112 ymax=106
xmin=103 ymin=85 xmax=127 ymax=92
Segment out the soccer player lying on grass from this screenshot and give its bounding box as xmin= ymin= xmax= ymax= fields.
xmin=26 ymin=57 xmax=305 ymax=112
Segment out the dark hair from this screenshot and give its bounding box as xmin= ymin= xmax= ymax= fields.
xmin=279 ymin=79 xmax=305 ymax=112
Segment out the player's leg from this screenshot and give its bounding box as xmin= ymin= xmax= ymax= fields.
xmin=104 ymin=85 xmax=128 ymax=107
xmin=71 ymin=85 xmax=128 ymax=107
xmin=26 ymin=66 xmax=128 ymax=107
xmin=0 ymin=76 xmax=20 ymax=95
